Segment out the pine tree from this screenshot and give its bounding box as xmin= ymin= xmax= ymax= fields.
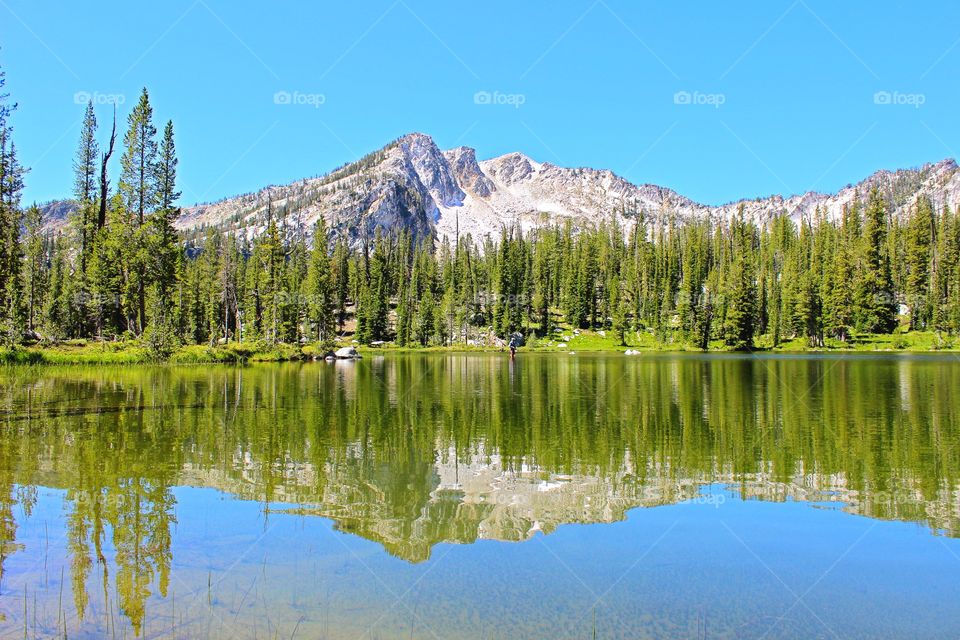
xmin=371 ymin=237 xmax=391 ymax=341
xmin=119 ymin=89 xmax=159 ymax=225
xmin=156 ymin=121 xmax=179 ymax=211
xmin=91 ymin=197 xmax=131 ymax=338
xmin=0 ymin=65 xmax=25 ymax=344
xmin=416 ymin=287 xmax=436 ymax=346
xmin=283 ymin=227 xmax=307 ymax=344
xmin=146 ymin=121 xmax=180 ymax=326
xmin=904 ymin=197 xmax=933 ymax=329
xmin=332 ymin=237 xmax=350 ymax=332
xmin=677 ymin=221 xmax=711 ymax=345
xmin=73 ymin=101 xmax=98 ymax=272
xmin=530 ymin=229 xmax=555 ymax=336
xmin=932 ymin=204 xmax=959 ymax=333
xmin=824 ymin=236 xmax=854 ymax=341
xmin=198 ymin=233 xmax=223 ymax=345
xmin=304 ymin=218 xmax=335 ymax=344
xmin=257 ymin=209 xmax=285 ymax=343
xmin=395 ymin=277 xmax=413 ymax=347
xmin=854 ymin=187 xmax=898 ymax=333
xmin=723 ymin=207 xmax=757 ymax=350
xmin=119 ymin=88 xmax=159 ymax=333
xmin=43 ymin=236 xmax=70 ymax=339
xmin=21 ymin=204 xmax=46 ymax=334
xmin=74 ymin=102 xmax=99 ymax=204
xmin=610 ymin=275 xmax=628 ymax=346
xmin=493 ymin=227 xmax=526 ymax=336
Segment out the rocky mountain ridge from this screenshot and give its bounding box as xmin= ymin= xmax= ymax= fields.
xmin=41 ymin=132 xmax=960 ymax=245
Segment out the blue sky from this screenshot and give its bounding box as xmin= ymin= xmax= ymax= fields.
xmin=3 ymin=0 xmax=959 ymax=206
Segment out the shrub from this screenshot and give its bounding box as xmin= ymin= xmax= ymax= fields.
xmin=142 ymin=319 xmax=181 ymax=361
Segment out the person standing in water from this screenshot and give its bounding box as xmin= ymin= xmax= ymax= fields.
xmin=508 ymin=334 xmax=520 ymax=359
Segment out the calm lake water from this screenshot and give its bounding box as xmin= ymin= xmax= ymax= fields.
xmin=1 ymin=353 xmax=959 ymax=639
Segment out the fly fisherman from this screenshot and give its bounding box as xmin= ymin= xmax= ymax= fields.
xmin=508 ymin=333 xmax=520 ymax=359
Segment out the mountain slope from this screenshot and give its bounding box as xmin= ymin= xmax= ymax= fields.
xmin=42 ymin=133 xmax=960 ymax=243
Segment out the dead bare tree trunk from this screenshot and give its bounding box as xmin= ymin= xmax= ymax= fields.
xmin=97 ymin=105 xmax=117 ymax=229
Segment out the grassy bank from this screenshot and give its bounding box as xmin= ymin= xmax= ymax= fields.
xmin=0 ymin=340 xmax=308 ymax=366
xmin=1 ymin=329 xmax=958 ymax=365
xmin=373 ymin=328 xmax=959 ymax=354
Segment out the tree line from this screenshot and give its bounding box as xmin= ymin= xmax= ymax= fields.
xmin=3 ymin=75 xmax=960 ymax=353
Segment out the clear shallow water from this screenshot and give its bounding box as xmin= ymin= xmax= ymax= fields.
xmin=0 ymin=354 xmax=959 ymax=638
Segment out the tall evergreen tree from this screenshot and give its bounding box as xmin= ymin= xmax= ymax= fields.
xmin=304 ymin=218 xmax=335 ymax=343
xmin=73 ymin=101 xmax=98 ymax=272
xmin=824 ymin=235 xmax=854 ymax=341
xmin=0 ymin=63 xmax=25 ymax=344
xmin=146 ymin=120 xmax=180 ymax=327
xmin=723 ymin=207 xmax=757 ymax=350
xmin=21 ymin=204 xmax=46 ymax=334
xmin=119 ymin=89 xmax=159 ymax=225
xmin=156 ymin=121 xmax=179 ymax=210
xmin=119 ymin=88 xmax=159 ymax=333
xmin=904 ymin=197 xmax=933 ymax=329
xmin=854 ymin=187 xmax=898 ymax=333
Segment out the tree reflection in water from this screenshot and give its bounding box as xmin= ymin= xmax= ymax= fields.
xmin=0 ymin=354 xmax=957 ymax=635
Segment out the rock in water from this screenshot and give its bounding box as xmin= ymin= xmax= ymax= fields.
xmin=335 ymin=346 xmax=361 ymax=359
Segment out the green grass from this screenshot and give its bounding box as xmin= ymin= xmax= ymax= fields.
xmin=1 ymin=342 xmax=150 ymax=365
xmin=168 ymin=344 xmax=244 ymax=364
xmin=358 ymin=343 xmax=503 ymax=354
xmin=0 ymin=340 xmax=314 ymax=366
xmin=168 ymin=342 xmax=307 ymax=364
xmin=2 ymin=328 xmax=957 ymax=366
xmin=392 ymin=327 xmax=960 ymax=355
xmin=526 ymin=329 xmax=647 ymax=352
xmin=0 ymin=347 xmax=46 ymax=364
xmin=248 ymin=343 xmax=304 ymax=362
xmin=764 ymin=330 xmax=957 ymax=352
xmin=524 ymin=325 xmax=960 ymax=354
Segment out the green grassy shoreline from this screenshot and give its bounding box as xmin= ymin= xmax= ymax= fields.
xmin=1 ymin=329 xmax=957 ymax=365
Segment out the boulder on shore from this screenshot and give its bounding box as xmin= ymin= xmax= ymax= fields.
xmin=335 ymin=346 xmax=361 ymax=359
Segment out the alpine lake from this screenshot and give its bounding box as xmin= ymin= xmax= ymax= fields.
xmin=1 ymin=353 xmax=959 ymax=639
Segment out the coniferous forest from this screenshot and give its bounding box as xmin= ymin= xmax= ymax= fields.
xmin=3 ymin=78 xmax=960 ymax=359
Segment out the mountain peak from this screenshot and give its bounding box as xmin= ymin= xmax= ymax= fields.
xmin=393 ymin=133 xmax=463 ymax=210
xmin=396 ymin=132 xmax=436 ymax=146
